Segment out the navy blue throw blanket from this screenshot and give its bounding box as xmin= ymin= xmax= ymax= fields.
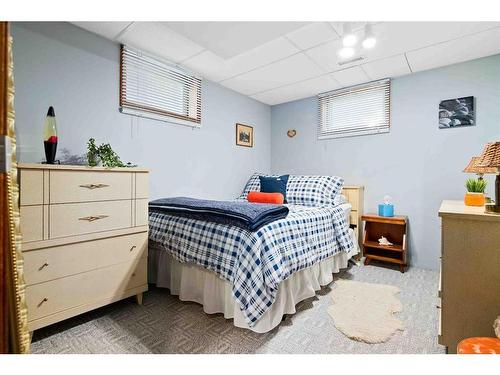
xmin=149 ymin=197 xmax=289 ymax=231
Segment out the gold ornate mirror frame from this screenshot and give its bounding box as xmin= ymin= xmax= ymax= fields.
xmin=1 ymin=21 xmax=30 ymax=354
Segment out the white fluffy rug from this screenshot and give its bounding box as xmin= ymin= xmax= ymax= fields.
xmin=328 ymin=279 xmax=404 ymax=343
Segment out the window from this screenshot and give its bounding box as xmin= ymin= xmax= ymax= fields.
xmin=120 ymin=45 xmax=202 ymax=125
xmin=318 ymin=78 xmax=390 ymax=139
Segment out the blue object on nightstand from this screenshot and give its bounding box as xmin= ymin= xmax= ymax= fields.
xmin=378 ymin=204 xmax=394 ymax=217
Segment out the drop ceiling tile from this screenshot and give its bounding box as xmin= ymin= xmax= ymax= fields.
xmin=330 ymin=22 xmax=367 ymax=37
xmin=71 ymin=21 xmax=500 ymax=106
xmin=365 ymin=22 xmax=500 ymax=62
xmin=251 ymin=74 xmax=340 ymax=105
xmin=220 ymin=53 xmax=323 ymax=96
xmin=314 ymin=24 xmax=389 ymax=70
xmin=71 ymin=22 xmax=131 ymax=40
xmin=305 ymin=39 xmax=344 ymax=72
xmin=164 ymin=22 xmax=307 ymax=59
xmin=362 ymin=54 xmax=411 ymax=80
xmin=182 ymin=37 xmax=299 ymax=82
xmin=182 ymin=51 xmax=231 ymax=82
xmin=406 ymin=26 xmax=500 ymax=72
xmin=308 ymin=22 xmax=500 ymax=73
xmin=286 ymin=22 xmax=339 ymax=50
xmin=117 ymin=22 xmax=204 ymax=63
xmin=331 ymin=66 xmax=370 ymax=87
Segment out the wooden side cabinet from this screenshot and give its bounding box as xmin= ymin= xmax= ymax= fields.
xmin=361 ymin=214 xmax=408 ymax=273
xmin=438 ymin=200 xmax=500 ymax=353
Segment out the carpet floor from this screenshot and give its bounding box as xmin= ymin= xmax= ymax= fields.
xmin=30 ymin=263 xmax=446 ymax=354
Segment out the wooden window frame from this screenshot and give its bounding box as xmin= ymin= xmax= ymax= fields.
xmin=119 ymin=45 xmax=202 ymax=126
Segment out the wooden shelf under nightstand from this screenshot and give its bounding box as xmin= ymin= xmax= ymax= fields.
xmin=361 ymin=214 xmax=408 ymax=273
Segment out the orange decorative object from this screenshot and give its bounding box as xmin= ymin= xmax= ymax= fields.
xmin=247 ymin=191 xmax=284 ymax=204
xmin=457 ymin=337 xmax=500 ymax=354
xmin=464 ymin=192 xmax=485 ymax=206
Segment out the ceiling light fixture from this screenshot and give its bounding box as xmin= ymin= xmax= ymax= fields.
xmin=342 ymin=23 xmax=357 ymax=47
xmin=362 ymin=23 xmax=376 ymax=49
xmin=338 ymin=47 xmax=355 ymax=59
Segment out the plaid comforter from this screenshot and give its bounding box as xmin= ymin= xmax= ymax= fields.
xmin=149 ymin=203 xmax=353 ymax=326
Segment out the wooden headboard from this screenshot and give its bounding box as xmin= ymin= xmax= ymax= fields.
xmin=341 ymin=186 xmax=364 ymax=247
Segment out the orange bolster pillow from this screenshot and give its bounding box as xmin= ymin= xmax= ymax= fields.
xmin=247 ymin=191 xmax=284 ymax=204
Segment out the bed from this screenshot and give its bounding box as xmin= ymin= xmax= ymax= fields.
xmin=148 ymin=173 xmax=359 ymax=332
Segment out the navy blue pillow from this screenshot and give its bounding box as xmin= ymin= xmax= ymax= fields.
xmin=259 ymin=175 xmax=289 ymax=203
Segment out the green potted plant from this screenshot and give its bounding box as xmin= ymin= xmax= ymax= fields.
xmin=86 ymin=138 xmax=136 ymax=168
xmin=464 ymin=178 xmax=487 ymax=206
xmin=86 ymin=138 xmax=100 ymax=167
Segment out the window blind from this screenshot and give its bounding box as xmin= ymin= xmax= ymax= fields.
xmin=120 ymin=45 xmax=202 ymax=125
xmin=318 ymin=78 xmax=390 ymax=139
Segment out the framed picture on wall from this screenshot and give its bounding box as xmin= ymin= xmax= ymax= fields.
xmin=439 ymin=96 xmax=475 ymax=129
xmin=236 ymin=123 xmax=253 ymax=147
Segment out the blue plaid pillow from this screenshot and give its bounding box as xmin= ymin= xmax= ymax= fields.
xmin=239 ymin=173 xmax=344 ymax=207
xmin=239 ymin=173 xmax=264 ymax=199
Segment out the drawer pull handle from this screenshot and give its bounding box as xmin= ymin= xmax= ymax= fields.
xmin=79 ymin=183 xmax=110 ymax=190
xmin=38 ymin=262 xmax=49 ymax=271
xmin=79 ymin=215 xmax=109 ymax=222
xmin=130 ymin=245 xmax=137 ymax=252
xmin=132 ymin=273 xmax=136 ymax=277
xmin=37 ymin=298 xmax=48 ymax=308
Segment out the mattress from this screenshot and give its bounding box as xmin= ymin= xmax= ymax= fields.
xmin=148 ymin=228 xmax=359 ymax=333
xmin=148 ymin=229 xmax=359 ymax=333
xmin=149 ymin=201 xmax=354 ymax=326
xmin=148 ymin=203 xmax=359 ymax=332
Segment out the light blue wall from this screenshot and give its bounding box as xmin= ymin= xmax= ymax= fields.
xmin=11 ymin=22 xmax=500 ymax=270
xmin=11 ymin=22 xmax=271 ymax=200
xmin=271 ymin=54 xmax=500 ymax=270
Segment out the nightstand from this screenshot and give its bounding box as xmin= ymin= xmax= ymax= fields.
xmin=361 ymin=214 xmax=408 ymax=273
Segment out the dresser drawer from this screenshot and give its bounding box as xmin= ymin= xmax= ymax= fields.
xmin=20 ymin=205 xmax=44 ymax=242
xmin=49 ymin=170 xmax=132 ymax=204
xmin=26 ymin=257 xmax=147 ymax=322
xmin=20 ymin=169 xmax=44 ymax=206
xmin=49 ymin=200 xmax=132 ymax=238
xmin=24 ymin=232 xmax=148 ymax=285
xmin=135 ymin=199 xmax=149 ymax=226
xmin=135 ymin=173 xmax=149 ymax=199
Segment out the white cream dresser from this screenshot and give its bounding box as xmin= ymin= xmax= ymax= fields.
xmin=18 ymin=163 xmax=149 ymax=332
xmin=438 ymin=200 xmax=500 ymax=353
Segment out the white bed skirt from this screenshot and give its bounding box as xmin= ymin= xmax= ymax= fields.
xmin=148 ymin=230 xmax=359 ymax=333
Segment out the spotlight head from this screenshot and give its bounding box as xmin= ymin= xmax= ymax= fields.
xmin=362 ymin=24 xmax=376 ymax=49
xmin=342 ymin=23 xmax=357 ymax=47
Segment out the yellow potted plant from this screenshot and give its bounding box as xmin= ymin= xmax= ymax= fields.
xmin=464 ymin=178 xmax=487 ymax=206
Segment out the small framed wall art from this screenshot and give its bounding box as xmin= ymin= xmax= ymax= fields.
xmin=439 ymin=96 xmax=475 ymax=129
xmin=236 ymin=123 xmax=253 ymax=147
